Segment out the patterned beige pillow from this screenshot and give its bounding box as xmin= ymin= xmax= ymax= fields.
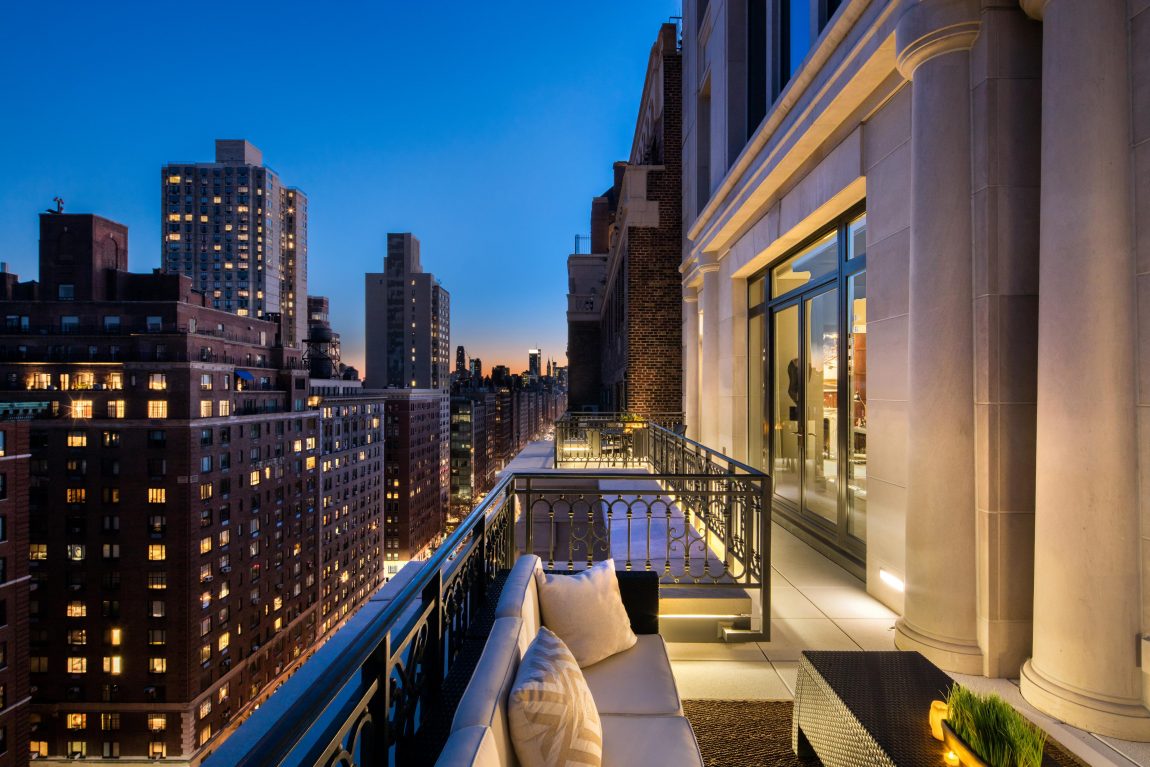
xmin=508 ymin=627 xmax=603 ymax=767
xmin=535 ymin=559 xmax=638 ymax=667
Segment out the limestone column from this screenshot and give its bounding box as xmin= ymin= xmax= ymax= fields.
xmin=699 ymin=264 xmax=721 ymax=448
xmin=893 ymin=0 xmax=984 ymax=674
xmin=683 ymin=284 xmax=700 ymax=440
xmin=1018 ymin=0 xmax=1150 ymax=740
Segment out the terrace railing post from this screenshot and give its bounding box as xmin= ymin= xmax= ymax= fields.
xmin=506 ymin=484 xmax=517 ymax=565
xmin=364 ymin=632 xmax=392 ymax=764
xmin=524 ymin=477 xmax=534 ymax=559
xmin=760 ymin=475 xmax=772 ymax=638
xmin=422 ymin=568 xmax=444 ymax=704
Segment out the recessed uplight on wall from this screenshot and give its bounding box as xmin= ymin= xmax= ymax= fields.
xmin=879 ymin=568 xmax=905 ymax=593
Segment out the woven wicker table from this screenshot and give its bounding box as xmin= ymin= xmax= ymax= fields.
xmin=793 ymin=651 xmax=955 ymax=767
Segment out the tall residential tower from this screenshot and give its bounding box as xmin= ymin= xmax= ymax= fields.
xmin=364 ymin=233 xmax=450 ymax=389
xmin=161 ymin=139 xmax=308 ymax=349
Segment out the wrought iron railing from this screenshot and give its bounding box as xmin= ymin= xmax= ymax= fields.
xmin=554 ymin=411 xmax=685 ymax=467
xmin=207 ymin=433 xmax=768 ymax=767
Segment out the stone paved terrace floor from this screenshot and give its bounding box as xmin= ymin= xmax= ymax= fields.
xmin=670 ymin=519 xmax=1150 ymax=767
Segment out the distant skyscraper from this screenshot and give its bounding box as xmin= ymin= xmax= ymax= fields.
xmin=455 ymin=345 xmax=467 ymax=375
xmin=528 ymin=349 xmax=542 ymax=381
xmin=469 ymin=357 xmax=483 ymax=383
xmin=364 ymin=233 xmax=450 ymax=389
xmin=161 ymin=139 xmax=308 ymax=348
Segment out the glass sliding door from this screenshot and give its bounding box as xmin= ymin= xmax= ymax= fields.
xmin=803 ymin=288 xmax=839 ymax=525
xmin=847 ymin=271 xmax=867 ymax=541
xmin=750 ymin=207 xmax=867 ymax=573
xmin=771 ymin=304 xmax=800 ymax=508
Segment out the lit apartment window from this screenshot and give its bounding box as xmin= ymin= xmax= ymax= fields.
xmin=218 ymin=632 xmax=229 ymax=652
xmin=108 ymin=628 xmax=122 ymax=646
xmin=31 ymin=741 xmax=47 ymax=758
xmin=218 ymin=683 xmax=229 ymax=703
xmin=67 ymin=544 xmax=85 ymax=561
xmin=148 ymin=630 xmax=166 ymax=646
xmin=200 ymin=483 xmax=213 ymax=500
xmin=198 ymin=725 xmax=212 ymax=747
xmin=67 ymin=601 xmax=86 ymax=618
xmin=29 ymin=544 xmax=47 ymax=560
xmin=306 ymin=437 xmax=316 ymax=450
xmin=66 ymin=488 xmax=86 ymax=504
xmin=67 ymin=714 xmax=87 ymax=730
xmin=148 ymin=658 xmax=167 ymax=674
xmin=148 ymin=572 xmax=167 ymax=590
xmin=149 ymin=601 xmax=166 ymax=618
xmin=150 ymin=742 xmax=168 ymax=758
xmin=148 ymin=488 xmax=166 ymax=504
xmin=147 ymin=714 xmax=166 ymax=731
xmin=107 ymin=400 xmax=125 ymax=418
xmin=200 ymin=564 xmax=212 ymax=583
xmin=218 ymin=400 xmax=230 ymax=416
xmin=102 ymin=656 xmax=122 ymax=675
xmin=106 ymin=372 xmax=123 ymax=390
xmin=72 ymin=400 xmax=93 ymax=419
xmin=200 ymin=644 xmax=211 ymax=663
xmin=201 ymin=374 xmax=213 ymax=391
xmin=67 ymin=741 xmax=87 ymax=758
xmin=249 ymin=470 xmax=260 ymax=487
xmin=200 ymin=536 xmax=212 ymax=555
xmin=199 ymin=700 xmax=212 ymax=720
xmin=68 ymin=629 xmax=86 ymax=645
xmin=67 ymin=657 xmax=87 ymax=674
xmin=100 ymin=713 xmax=120 ymax=731
xmin=147 ymin=545 xmax=166 ymax=561
xmin=147 ymin=400 xmax=168 ymax=418
xmin=200 ymin=400 xmax=213 ymax=418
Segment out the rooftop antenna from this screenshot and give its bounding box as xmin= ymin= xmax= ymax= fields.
xmin=47 ymin=196 xmax=64 ymax=214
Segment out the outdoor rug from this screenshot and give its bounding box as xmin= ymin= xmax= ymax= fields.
xmin=682 ymin=700 xmax=1090 ymax=767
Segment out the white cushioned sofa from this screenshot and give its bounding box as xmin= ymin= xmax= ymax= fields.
xmin=435 ymin=554 xmax=703 ymax=766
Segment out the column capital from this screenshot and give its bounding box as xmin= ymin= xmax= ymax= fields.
xmin=682 ymin=284 xmax=699 ymax=303
xmin=1019 ymin=0 xmax=1047 ymax=21
xmin=896 ymin=0 xmax=981 ymax=79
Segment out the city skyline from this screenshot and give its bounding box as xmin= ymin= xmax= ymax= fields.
xmin=0 ymin=0 xmax=681 ymax=373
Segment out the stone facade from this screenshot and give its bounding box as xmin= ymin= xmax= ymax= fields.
xmin=681 ymin=0 xmax=1150 ymax=740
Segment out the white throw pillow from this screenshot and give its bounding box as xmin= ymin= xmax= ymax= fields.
xmin=508 ymin=627 xmax=603 ymax=767
xmin=535 ymin=559 xmax=638 ymax=667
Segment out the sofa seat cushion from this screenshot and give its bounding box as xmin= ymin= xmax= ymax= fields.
xmin=581 ymin=634 xmax=683 ymax=716
xmin=451 ymin=617 xmax=525 ymax=767
xmin=600 ymin=714 xmax=703 ymax=767
xmin=434 ymin=725 xmax=501 ymax=767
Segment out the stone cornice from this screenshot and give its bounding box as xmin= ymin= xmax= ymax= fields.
xmin=895 ymin=0 xmax=981 ymax=79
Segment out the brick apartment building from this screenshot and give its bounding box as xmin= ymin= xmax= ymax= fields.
xmin=1 ymin=213 xmax=322 ymax=763
xmin=315 ymin=391 xmax=384 ymax=638
xmin=567 ymin=22 xmax=683 ymax=417
xmin=380 ymin=389 xmax=448 ymax=578
xmin=0 ymin=422 xmax=30 ymax=767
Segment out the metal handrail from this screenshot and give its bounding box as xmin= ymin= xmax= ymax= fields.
xmin=207 ymin=434 xmax=770 ymax=767
xmin=210 ymin=473 xmax=518 ymax=767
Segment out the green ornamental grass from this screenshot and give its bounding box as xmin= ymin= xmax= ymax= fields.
xmin=946 ymin=684 xmax=1046 ymax=767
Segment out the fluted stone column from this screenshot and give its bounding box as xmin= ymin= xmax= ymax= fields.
xmin=683 ymin=284 xmax=700 ymax=440
xmin=699 ymin=264 xmax=721 ymax=448
xmin=1017 ymin=0 xmax=1150 ymax=740
xmin=892 ymin=0 xmax=984 ymax=674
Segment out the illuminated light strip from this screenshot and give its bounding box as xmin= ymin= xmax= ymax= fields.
xmin=879 ymin=568 xmax=905 ymax=593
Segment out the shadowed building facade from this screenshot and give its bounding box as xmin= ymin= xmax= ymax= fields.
xmin=567 ymin=23 xmax=684 ymax=418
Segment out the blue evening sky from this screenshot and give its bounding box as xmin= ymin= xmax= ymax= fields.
xmin=0 ymin=1 xmax=681 ymax=374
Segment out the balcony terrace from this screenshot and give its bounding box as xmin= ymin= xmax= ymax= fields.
xmin=207 ymin=417 xmax=1136 ymax=767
